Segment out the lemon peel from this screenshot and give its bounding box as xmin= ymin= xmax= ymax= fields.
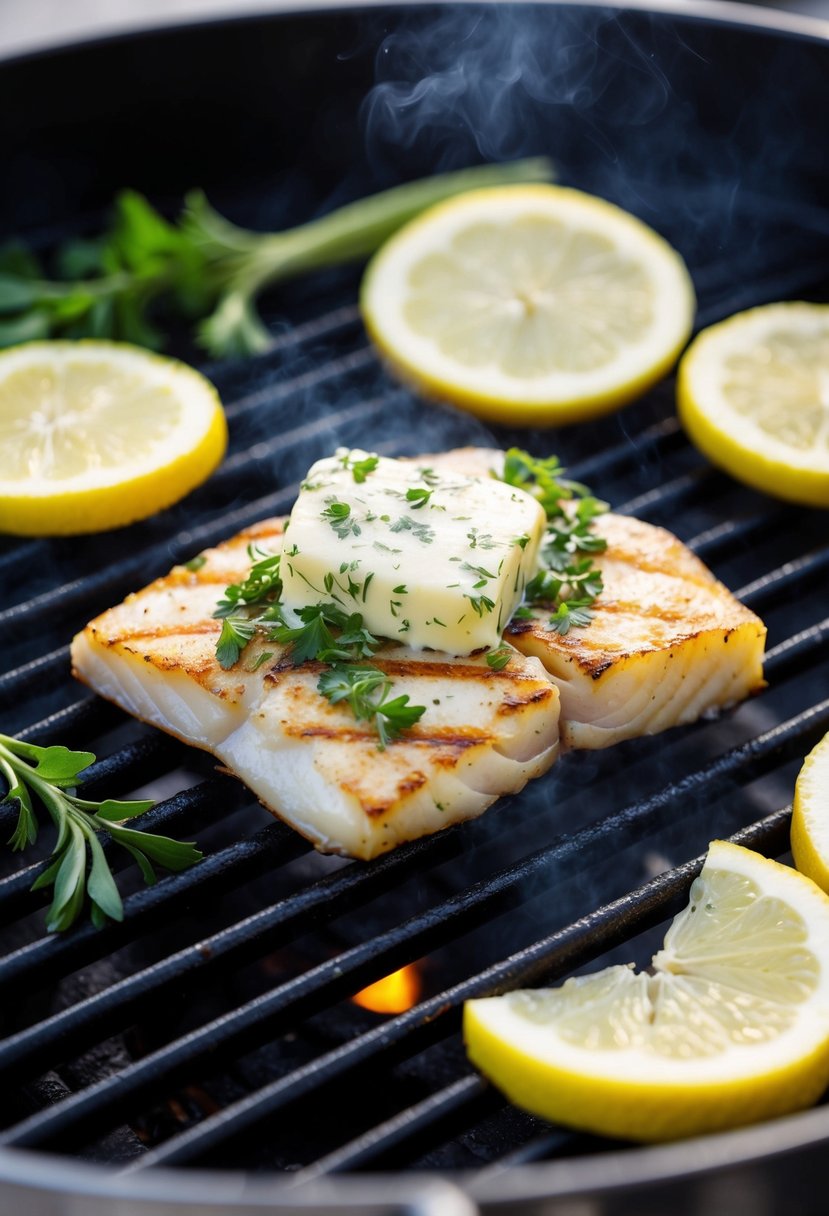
xmin=360 ymin=184 xmax=695 ymax=427
xmin=464 ymin=840 xmax=829 ymax=1142
xmin=792 ymin=733 xmax=829 ymax=894
xmin=677 ymin=302 xmax=829 ymax=507
xmin=0 ymin=340 xmax=227 ymax=536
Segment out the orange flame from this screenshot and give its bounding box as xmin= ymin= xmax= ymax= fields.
xmin=352 ymin=964 xmax=422 ymax=1014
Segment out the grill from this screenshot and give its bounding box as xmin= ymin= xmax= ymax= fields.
xmin=1 ymin=3 xmax=828 ymax=1213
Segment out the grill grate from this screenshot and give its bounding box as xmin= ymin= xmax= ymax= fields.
xmin=2 ymin=288 xmax=828 ymax=1180
xmin=1 ymin=4 xmax=829 ymax=1210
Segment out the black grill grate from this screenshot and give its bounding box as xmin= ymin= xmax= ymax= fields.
xmin=2 ymin=303 xmax=828 ymax=1179
xmin=1 ymin=4 xmax=829 ymax=1209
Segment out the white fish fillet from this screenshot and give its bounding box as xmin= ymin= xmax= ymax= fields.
xmin=71 ymin=519 xmax=560 ymax=859
xmin=423 ymin=449 xmax=767 ymax=749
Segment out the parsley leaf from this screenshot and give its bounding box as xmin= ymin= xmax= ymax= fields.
xmin=499 ymin=447 xmax=607 ymax=636
xmin=215 ymin=617 xmax=257 ymax=670
xmin=214 ymin=545 xmax=282 ymax=618
xmin=322 ymin=500 xmax=360 ymax=539
xmin=405 ymin=486 xmax=433 ymax=509
xmin=338 ymin=450 xmax=380 ymax=483
xmin=317 ymin=664 xmax=426 ymax=750
xmin=486 ymin=646 xmax=513 ymax=671
xmin=390 ymin=516 xmax=434 ymax=544
xmin=548 ymin=599 xmax=596 ymax=635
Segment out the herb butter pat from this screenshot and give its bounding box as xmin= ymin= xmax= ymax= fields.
xmin=279 ymin=450 xmax=546 ymax=655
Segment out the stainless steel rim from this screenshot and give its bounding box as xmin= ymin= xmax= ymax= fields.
xmin=0 ymin=0 xmax=825 ymax=66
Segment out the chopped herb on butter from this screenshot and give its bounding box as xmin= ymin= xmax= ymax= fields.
xmin=279 ymin=451 xmax=546 ymax=654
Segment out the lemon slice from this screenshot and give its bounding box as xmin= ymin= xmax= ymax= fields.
xmin=677 ymin=302 xmax=829 ymax=507
xmin=464 ymin=840 xmax=829 ymax=1142
xmin=360 ymin=184 xmax=695 ymax=426
xmin=0 ymin=341 xmax=227 ymax=536
xmin=792 ymin=733 xmax=829 ymax=893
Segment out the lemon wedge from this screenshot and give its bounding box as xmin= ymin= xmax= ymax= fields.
xmin=464 ymin=840 xmax=829 ymax=1142
xmin=360 ymin=184 xmax=695 ymax=426
xmin=0 ymin=341 xmax=227 ymax=536
xmin=677 ymin=302 xmax=829 ymax=507
xmin=792 ymin=733 xmax=829 ymax=893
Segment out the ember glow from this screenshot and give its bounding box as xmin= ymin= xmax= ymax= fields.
xmin=352 ymin=964 xmax=422 ymax=1014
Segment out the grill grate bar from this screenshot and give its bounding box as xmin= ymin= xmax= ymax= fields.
xmin=0 ymin=645 xmax=71 ymax=704
xmin=222 ymin=303 xmax=361 ymax=379
xmin=3 ymin=699 xmax=823 ymax=1151
xmin=18 ymin=697 xmax=123 ymax=747
xmin=0 ymin=813 xmax=305 ymax=991
xmin=696 ymin=256 xmax=829 ymax=330
xmin=736 ymin=548 xmax=829 ymax=610
xmin=122 ymin=808 xmax=793 ymax=1171
xmin=0 ymin=828 xmax=466 ymax=1091
xmin=614 ymin=466 xmax=721 ymax=520
xmin=687 ymin=509 xmax=796 ymax=561
xmin=0 ymin=769 xmax=236 ymax=923
xmin=222 ymin=344 xmax=374 ymax=421
xmin=292 ymin=1074 xmax=496 ymax=1181
xmin=217 ymin=387 xmax=391 ymax=478
xmin=763 ymin=617 xmax=829 ymax=681
xmin=556 ymin=415 xmax=683 ymax=485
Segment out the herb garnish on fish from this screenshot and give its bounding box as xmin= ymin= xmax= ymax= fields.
xmin=498 ymin=448 xmax=608 ymax=635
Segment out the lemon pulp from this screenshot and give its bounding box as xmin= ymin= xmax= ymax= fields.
xmin=464 ymin=841 xmax=829 ymax=1141
xmin=677 ymin=302 xmax=829 ymax=507
xmin=361 ymin=184 xmax=695 ymax=426
xmin=0 ymin=341 xmax=227 ymax=535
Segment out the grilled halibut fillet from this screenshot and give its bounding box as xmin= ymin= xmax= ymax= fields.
xmin=424 ymin=449 xmax=766 ymax=749
xmin=71 ymin=518 xmax=560 ymax=859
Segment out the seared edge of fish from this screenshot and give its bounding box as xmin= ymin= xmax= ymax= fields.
xmin=422 ymin=448 xmax=767 ymax=750
xmin=71 ymin=518 xmax=560 ymax=860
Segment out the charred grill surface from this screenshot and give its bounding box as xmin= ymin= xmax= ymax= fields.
xmin=0 ymin=5 xmax=828 ymax=1214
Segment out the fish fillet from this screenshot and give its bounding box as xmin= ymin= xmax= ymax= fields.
xmin=423 ymin=449 xmax=767 ymax=749
xmin=71 ymin=518 xmax=560 ymax=859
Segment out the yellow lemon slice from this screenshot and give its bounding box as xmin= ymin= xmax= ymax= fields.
xmin=677 ymin=302 xmax=829 ymax=507
xmin=0 ymin=340 xmax=227 ymax=536
xmin=464 ymin=840 xmax=829 ymax=1142
xmin=792 ymin=733 xmax=829 ymax=893
xmin=360 ymin=184 xmax=695 ymax=426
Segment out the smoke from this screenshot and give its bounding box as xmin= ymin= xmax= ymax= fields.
xmin=357 ymin=3 xmax=829 ymax=288
xmin=360 ymin=5 xmax=679 ymax=184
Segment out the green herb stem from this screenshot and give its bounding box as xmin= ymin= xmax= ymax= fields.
xmin=0 ymin=733 xmax=201 ymax=932
xmin=0 ymin=158 xmax=555 ymax=356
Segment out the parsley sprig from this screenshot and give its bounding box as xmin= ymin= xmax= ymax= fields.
xmin=500 ymin=447 xmax=608 ymax=636
xmin=338 ymin=450 xmax=379 ymax=483
xmin=0 ymin=734 xmax=201 ymax=932
xmin=317 ymin=666 xmax=426 ymax=750
xmin=212 ymin=550 xmax=426 ymax=748
xmin=214 ymin=544 xmax=283 ymax=617
xmin=213 ymin=543 xmax=285 ymax=668
xmin=0 ymin=160 xmax=553 ymax=357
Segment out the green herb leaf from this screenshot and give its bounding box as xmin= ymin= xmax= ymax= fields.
xmin=338 ymin=450 xmax=380 ymax=483
xmin=405 ymin=487 xmax=433 ymax=509
xmin=499 ymin=447 xmax=607 ymax=636
xmin=0 ymin=160 xmax=555 ymax=355
xmin=216 ymin=616 xmax=256 ymax=670
xmin=486 ymin=646 xmax=513 ymax=672
xmin=0 ymin=732 xmax=202 ymax=932
xmin=317 ymin=664 xmax=425 ymax=750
